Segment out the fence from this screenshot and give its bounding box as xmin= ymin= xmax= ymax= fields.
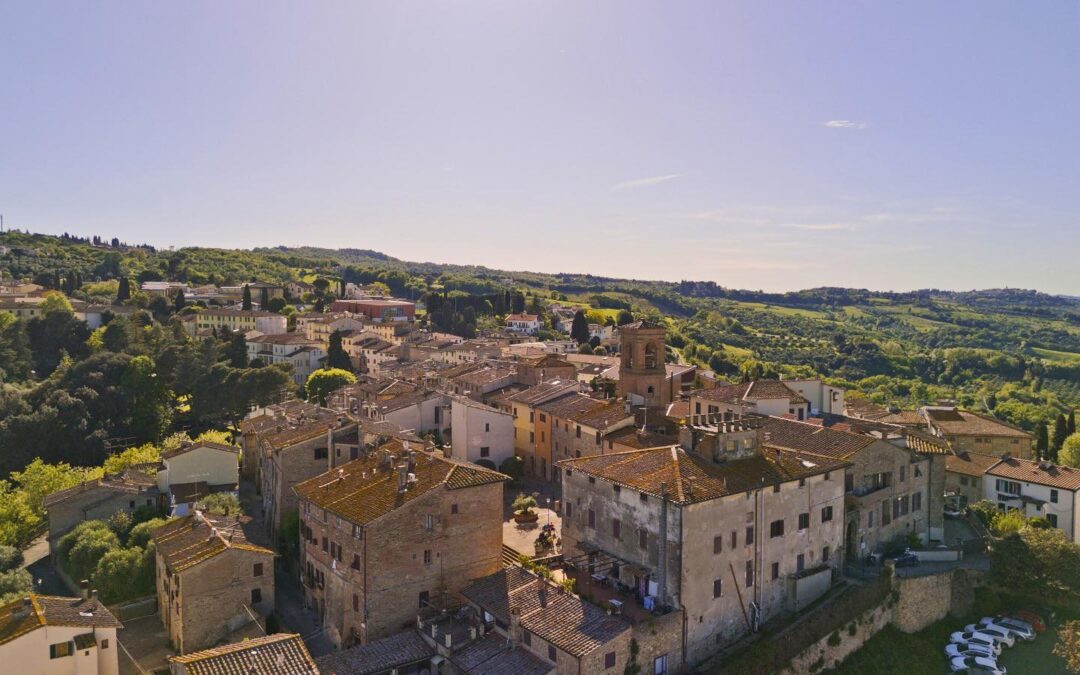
xmin=110 ymin=596 xmax=158 ymax=622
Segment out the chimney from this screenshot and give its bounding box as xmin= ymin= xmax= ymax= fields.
xmin=508 ymin=606 xmax=522 ymax=647
xmin=397 ymin=463 xmax=409 ymax=492
xmin=80 ymin=580 xmax=90 ymax=600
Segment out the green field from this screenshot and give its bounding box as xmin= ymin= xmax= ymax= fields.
xmin=1032 ymin=347 xmax=1080 ymax=363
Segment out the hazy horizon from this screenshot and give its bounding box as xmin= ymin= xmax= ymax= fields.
xmin=2 ymin=2 xmax=1078 ymax=294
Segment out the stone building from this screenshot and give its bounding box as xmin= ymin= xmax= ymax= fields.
xmin=920 ymin=406 xmax=1034 ymax=459
xmin=558 ymin=423 xmax=847 ymax=665
xmin=44 ymin=468 xmax=160 ymax=559
xmin=293 ymin=440 xmax=507 ymax=647
xmin=944 ymin=451 xmax=1002 ymax=508
xmin=689 ymin=379 xmax=811 ymax=422
xmin=616 ymin=321 xmax=670 ymax=406
xmin=152 ymin=512 xmax=275 ymax=654
xmin=516 ymin=353 xmax=577 ymax=386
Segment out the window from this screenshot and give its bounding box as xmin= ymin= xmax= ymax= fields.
xmin=576 ymin=425 xmax=582 ymax=438
xmin=605 ymin=652 xmax=617 ymax=669
xmin=613 ymin=485 xmax=621 ymax=495
xmin=1051 ymin=489 xmax=1059 ymax=504
xmin=771 ymin=562 xmax=780 ymax=580
xmin=50 ymin=642 xmax=74 ymax=659
xmin=912 ymin=492 xmax=922 ymax=512
xmin=423 ymin=549 xmax=433 ymax=565
xmin=588 ymin=510 xmax=596 ymax=528
xmin=900 ymin=465 xmax=906 ymax=482
xmin=549 ymin=645 xmax=557 ymax=662
xmin=612 ymin=518 xmax=621 ymax=541
xmin=730 ymin=531 xmax=737 ymax=549
xmin=485 ymin=423 xmax=490 ymax=432
xmin=824 ymin=472 xmax=831 ymax=481
xmin=798 ymin=513 xmax=810 ymax=531
xmin=893 ymin=497 xmax=901 ymax=519
xmin=101 ymin=639 xmax=109 ymax=649
xmin=713 ymin=535 xmax=723 ymax=554
xmin=588 ymin=476 xmax=596 ymax=484
xmin=639 ymin=528 xmax=648 ymax=549
xmin=799 ymin=478 xmax=806 ymax=488
xmin=995 ymin=479 xmax=1021 ymax=496
xmin=423 ymin=514 xmax=434 ymax=532
xmin=251 ymin=588 xmax=262 ymax=604
xmin=713 ymin=579 xmax=723 ymax=598
xmin=772 ymin=484 xmax=780 ymax=494
xmin=770 ymin=520 xmax=784 ymax=538
xmin=253 ymin=563 xmax=263 ymax=577
xmin=640 ymin=492 xmax=648 ymax=503
xmin=1048 ymin=513 xmax=1059 ymax=528
xmin=451 ymin=503 xmax=459 ymax=515
xmin=745 ymin=526 xmax=754 ymax=546
xmin=654 ymin=654 xmax=668 ymax=675
xmin=795 ymin=554 xmax=805 ymax=573
xmin=129 ymin=500 xmax=135 ymax=509
xmin=321 ymin=537 xmax=328 ymax=553
xmin=352 ymin=554 xmax=361 ymax=570
xmin=868 ymin=511 xmax=874 ymax=528
xmin=821 ymin=506 xmax=833 ymax=522
xmin=959 ymin=476 xmax=969 ymax=487
xmin=745 ymin=560 xmax=754 ymax=587
xmin=530 ymin=432 xmax=534 ymax=443
xmin=822 ymin=546 xmax=830 ymax=562
xmin=523 ymin=630 xmax=532 ymax=646
xmin=314 ymin=447 xmax=328 ymax=460
xmin=353 ymin=594 xmax=359 ymax=612
xmin=845 ymin=473 xmax=854 ymax=492
xmin=565 ymin=502 xmax=572 ymax=518
xmin=419 ymin=591 xmax=430 ymax=609
xmin=480 ymin=447 xmax=490 ymax=458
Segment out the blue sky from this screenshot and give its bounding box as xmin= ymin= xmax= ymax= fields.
xmin=1 ymin=1 xmax=1078 ymax=293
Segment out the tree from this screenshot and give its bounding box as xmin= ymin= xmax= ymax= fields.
xmin=570 ymin=310 xmax=590 ymax=344
xmin=1060 ymin=433 xmax=1080 ymax=469
xmin=116 ymin=277 xmax=131 ymax=303
xmin=1052 ymin=414 xmax=1070 ymax=461
xmin=326 ymin=330 xmax=352 ymax=371
xmin=10 ymin=459 xmax=101 ymax=519
xmin=1054 ymin=620 xmax=1080 ymax=673
xmin=196 ymin=492 xmax=241 ymax=515
xmin=992 ymin=527 xmax=1080 ymax=602
xmin=616 ymin=309 xmax=634 ymax=326
xmin=242 ymin=284 xmax=253 ymax=311
xmin=173 ymin=288 xmax=186 ymax=313
xmin=511 ymin=291 xmax=525 ymax=314
xmin=93 ymin=546 xmax=154 ymax=604
xmin=1070 ymin=410 xmax=1077 ymax=436
xmin=128 ymin=518 xmax=168 ymax=549
xmin=225 ymin=333 xmax=248 ymax=368
xmin=266 ymin=297 xmax=286 ymax=313
xmin=59 ymin=521 xmax=120 ymax=583
xmin=260 ymin=286 xmax=270 ymax=309
xmin=305 ymin=368 xmax=356 ymax=406
xmin=0 ymin=312 xmax=31 ymax=382
xmin=1037 ymin=423 xmax=1049 ymax=459
xmin=0 ymin=568 xmax=33 ymax=605
xmin=121 ymin=355 xmax=172 ymax=442
xmin=313 ymin=297 xmax=325 ymax=313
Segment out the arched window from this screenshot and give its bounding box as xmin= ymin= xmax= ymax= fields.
xmin=644 ymin=343 xmax=658 ymax=369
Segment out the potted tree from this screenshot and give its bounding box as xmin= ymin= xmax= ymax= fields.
xmin=512 ymin=493 xmax=539 ymax=524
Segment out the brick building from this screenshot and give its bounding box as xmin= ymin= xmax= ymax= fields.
xmin=152 ymin=512 xmax=275 ymax=654
xmin=293 ymin=440 xmax=507 ymax=647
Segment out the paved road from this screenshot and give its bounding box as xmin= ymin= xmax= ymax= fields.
xmin=21 ymin=534 xmax=70 ymax=596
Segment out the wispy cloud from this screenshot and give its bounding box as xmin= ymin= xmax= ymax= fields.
xmin=823 ymin=120 xmax=868 ymax=130
xmin=779 ymin=222 xmax=854 ymax=231
xmin=612 ymin=173 xmax=685 ymax=191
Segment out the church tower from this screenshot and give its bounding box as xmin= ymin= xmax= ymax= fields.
xmin=617 ymin=320 xmax=669 ymax=405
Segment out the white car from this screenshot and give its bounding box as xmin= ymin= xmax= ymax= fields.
xmin=950 ymin=655 xmax=1006 ymax=674
xmin=950 ymin=631 xmax=1003 ymax=656
xmin=945 ymin=642 xmax=996 ymax=660
xmin=964 ymin=624 xmax=1016 ymax=648
xmin=979 ymin=616 xmax=1035 ymax=641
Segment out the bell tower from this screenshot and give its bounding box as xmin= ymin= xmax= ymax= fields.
xmin=617 ymin=320 xmax=669 ymax=405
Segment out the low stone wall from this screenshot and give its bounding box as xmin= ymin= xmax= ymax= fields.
xmin=779 ymin=568 xmax=986 ymax=675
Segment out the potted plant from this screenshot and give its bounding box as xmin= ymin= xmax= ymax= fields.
xmin=512 ymin=493 xmax=539 ymax=523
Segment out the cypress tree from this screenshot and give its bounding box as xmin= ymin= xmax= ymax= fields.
xmin=327 ymin=330 xmax=352 ymax=371
xmin=242 ymin=285 xmax=253 ymax=311
xmin=1036 ymin=423 xmax=1049 ymax=460
xmin=173 ymin=288 xmax=186 ymax=313
xmin=1051 ymin=414 xmax=1069 ymax=462
xmin=117 ymin=277 xmax=131 ymax=303
xmin=1069 ymin=411 xmax=1076 ymax=436
xmin=260 ymin=287 xmax=270 ymax=310
xmin=570 ymin=310 xmax=590 ymax=344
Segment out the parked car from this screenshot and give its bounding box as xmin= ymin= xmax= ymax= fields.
xmin=1010 ymin=610 xmax=1047 ymax=633
xmin=950 ymin=655 xmax=1006 ymax=674
xmin=950 ymin=631 xmax=1003 ymax=655
xmin=891 ymin=551 xmax=919 ymax=567
xmin=945 ymin=642 xmax=996 ymax=659
xmin=964 ymin=624 xmax=1016 ymax=648
xmin=980 ymin=616 xmax=1035 ymax=641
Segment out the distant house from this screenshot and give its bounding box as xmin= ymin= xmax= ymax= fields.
xmin=984 ymin=456 xmax=1080 ymax=543
xmin=0 ymin=593 xmax=122 ymax=675
xmin=944 ymin=451 xmax=1002 ymax=508
xmin=688 ymin=379 xmax=811 ymax=422
xmin=920 ymin=406 xmax=1034 ymax=459
xmin=191 ymin=309 xmax=287 ymax=336
xmin=140 ymin=281 xmax=190 ymax=298
xmin=168 ymin=633 xmax=317 ymax=674
xmin=329 ymin=299 xmax=416 ymax=322
xmin=152 ymin=512 xmax=275 ymax=654
xmin=246 ymin=333 xmax=327 ymax=386
xmin=504 ymin=313 xmax=541 ymax=335
xmin=285 ymin=280 xmax=316 ymax=299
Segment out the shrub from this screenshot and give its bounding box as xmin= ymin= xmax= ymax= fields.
xmin=64 ymin=524 xmax=121 ymax=583
xmin=107 ymin=510 xmax=133 ymax=542
xmin=196 ymin=492 xmax=241 ymax=516
xmin=128 ymin=518 xmax=168 ymax=549
xmin=827 ymin=631 xmax=841 ymax=646
xmin=968 ymin=500 xmax=998 ymax=528
xmin=94 ymin=546 xmax=156 ymax=604
xmin=499 ymin=456 xmax=524 ymax=483
xmin=848 ymin=622 xmax=857 ymax=636
xmin=0 ymin=545 xmax=23 ymax=571
xmin=512 ymin=493 xmax=537 ymax=517
xmin=0 ymin=568 xmax=33 ymax=604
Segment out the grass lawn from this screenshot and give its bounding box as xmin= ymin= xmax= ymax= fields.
xmin=999 ymin=625 xmax=1070 ymax=674
xmin=1032 ymin=347 xmax=1080 ymax=363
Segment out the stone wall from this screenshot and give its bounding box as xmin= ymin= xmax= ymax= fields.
xmin=784 ymin=602 xmax=893 ymax=675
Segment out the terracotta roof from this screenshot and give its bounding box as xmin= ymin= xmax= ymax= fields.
xmin=621 ymin=320 xmax=663 ymax=330
xmin=315 ymin=630 xmax=434 ymax=675
xmin=161 ymin=441 xmax=240 ymax=461
xmin=152 ymin=512 xmax=273 ymax=573
xmin=570 ymin=400 xmax=632 ymax=430
xmin=462 ymin=568 xmax=630 ymax=658
xmin=987 ymin=456 xmax=1080 ymax=491
xmin=604 ymin=426 xmax=679 ymax=450
xmin=450 ymin=632 xmax=550 ymax=675
xmin=536 ymin=392 xmax=604 ymax=419
xmin=293 ymin=441 xmax=507 ymax=525
xmin=43 ymin=469 xmax=158 ymax=508
xmin=247 ymin=333 xmax=319 ymax=346
xmin=169 ymin=633 xmax=318 ymax=674
xmin=903 ymin=429 xmax=951 ymax=455
xmin=760 ymin=417 xmax=877 ymax=460
xmin=692 ymin=380 xmax=808 ymax=405
xmin=505 ymin=381 xmax=581 ymax=406
xmin=923 ymin=408 xmax=1032 ymax=439
xmin=505 ymin=314 xmax=539 ymax=322
xmin=558 ymin=445 xmax=846 ymax=505
xmin=946 ymin=452 xmax=1003 ymax=478
xmin=0 ymin=595 xmax=122 ymax=647
xmin=522 ymin=354 xmax=574 ymax=368
xmin=665 ymin=401 xmax=690 ymax=421
xmin=371 ymin=390 xmax=446 ymax=414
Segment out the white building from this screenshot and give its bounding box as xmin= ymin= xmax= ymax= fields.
xmin=156 ymin=442 xmax=240 ymax=516
xmin=362 ymin=390 xmax=451 ymax=437
xmin=246 ymin=333 xmax=327 ymax=387
xmin=782 ymin=378 xmax=846 ymax=416
xmin=504 ymin=313 xmax=541 ymax=335
xmin=984 ymin=456 xmax=1080 ymax=543
xmin=0 ymin=593 xmax=122 ymax=675
xmin=449 ymin=396 xmax=515 ymax=468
